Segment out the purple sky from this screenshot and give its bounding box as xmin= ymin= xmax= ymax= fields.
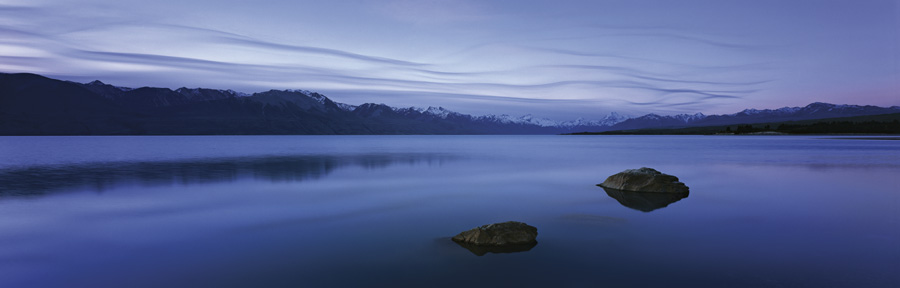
xmin=1 ymin=0 xmax=898 ymax=119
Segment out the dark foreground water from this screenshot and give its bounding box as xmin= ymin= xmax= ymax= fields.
xmin=0 ymin=135 xmax=898 ymax=287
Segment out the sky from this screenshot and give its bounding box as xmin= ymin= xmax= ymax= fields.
xmin=1 ymin=0 xmax=898 ymax=120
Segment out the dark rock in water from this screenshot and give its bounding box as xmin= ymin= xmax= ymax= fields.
xmin=453 ymin=240 xmax=537 ymax=256
xmin=600 ymin=186 xmax=689 ymax=212
xmin=597 ymin=167 xmax=689 ymax=193
xmin=452 ymin=221 xmax=538 ymax=247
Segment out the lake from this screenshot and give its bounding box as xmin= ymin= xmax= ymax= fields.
xmin=0 ymin=135 xmax=898 ymax=287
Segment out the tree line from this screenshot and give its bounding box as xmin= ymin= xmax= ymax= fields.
xmin=721 ymin=119 xmax=900 ymax=134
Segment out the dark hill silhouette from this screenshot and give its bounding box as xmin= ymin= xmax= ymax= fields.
xmin=2 ymin=73 xmax=898 ymax=135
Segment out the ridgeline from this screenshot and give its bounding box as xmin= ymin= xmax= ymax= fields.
xmin=568 ymin=113 xmax=900 ymax=135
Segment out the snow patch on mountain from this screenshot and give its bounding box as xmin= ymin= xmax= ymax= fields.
xmin=286 ymin=89 xmax=313 ymax=96
xmin=226 ymin=89 xmax=250 ymax=97
xmin=515 ymin=114 xmax=559 ymax=127
xmin=309 ymin=93 xmax=329 ymax=105
xmin=175 ymin=87 xmax=203 ymax=97
xmin=393 ymin=106 xmax=461 ymax=119
xmin=283 ymin=89 xmax=334 ymax=105
xmin=674 ymin=113 xmax=706 ymax=122
xmin=474 ymin=112 xmax=630 ymax=128
xmin=734 ymin=103 xmax=847 ymax=116
xmin=732 ymin=102 xmax=900 ymax=117
xmin=336 ymin=103 xmax=358 ymax=111
xmin=424 ymin=106 xmax=454 ymax=118
xmin=475 ymin=114 xmax=516 ymax=124
xmin=638 ymin=113 xmax=663 ymax=120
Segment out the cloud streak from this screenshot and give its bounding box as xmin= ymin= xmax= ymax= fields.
xmin=18 ymin=19 xmax=764 ymax=102
xmin=5 ymin=25 xmax=763 ymax=117
xmin=1 ymin=0 xmax=896 ymax=119
xmin=215 ymin=37 xmax=429 ymax=67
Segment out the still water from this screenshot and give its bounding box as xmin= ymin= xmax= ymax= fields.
xmin=0 ymin=135 xmax=898 ymax=287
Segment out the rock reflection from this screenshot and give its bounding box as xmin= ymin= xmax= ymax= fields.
xmin=0 ymin=153 xmax=453 ymax=196
xmin=453 ymin=241 xmax=537 ymax=256
xmin=600 ymin=187 xmax=689 ymax=212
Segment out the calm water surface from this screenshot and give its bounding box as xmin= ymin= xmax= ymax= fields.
xmin=0 ymin=135 xmax=898 ymax=287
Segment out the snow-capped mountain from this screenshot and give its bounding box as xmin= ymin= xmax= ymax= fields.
xmin=474 ymin=114 xmax=559 ymax=127
xmin=677 ymin=113 xmax=707 ymax=122
xmin=461 ymin=112 xmax=630 ymax=128
xmin=730 ymin=102 xmax=900 ymax=118
xmin=67 ymin=76 xmax=900 ymax=133
xmin=2 ymin=73 xmax=898 ymax=135
xmin=608 ymin=102 xmax=900 ymax=131
xmin=402 ymin=106 xmax=458 ymax=119
xmin=335 ymin=102 xmax=358 ymax=112
xmin=286 ymin=89 xmax=330 ymax=105
xmin=374 ymin=106 xmax=626 ymax=129
xmin=581 ymin=112 xmax=632 ymax=127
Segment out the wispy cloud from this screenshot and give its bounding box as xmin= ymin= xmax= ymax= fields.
xmin=538 ymin=26 xmax=777 ymax=51
xmin=372 ymin=0 xmax=491 ymax=25
xmin=10 ymin=17 xmax=764 ymax=104
xmin=2 ymin=0 xmax=895 ymax=118
xmin=522 ymin=46 xmax=763 ymax=70
xmin=0 ymin=1 xmax=769 ymax=118
xmin=215 ymin=37 xmax=429 ymax=67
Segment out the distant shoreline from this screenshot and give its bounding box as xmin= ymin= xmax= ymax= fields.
xmin=565 ymin=112 xmax=900 ymax=136
xmin=823 ymin=136 xmax=900 ymax=140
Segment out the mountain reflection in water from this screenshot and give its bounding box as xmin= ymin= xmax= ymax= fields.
xmin=600 ymin=187 xmax=689 ymax=212
xmin=0 ymin=153 xmax=454 ymax=196
xmin=453 ymin=240 xmax=538 ymax=256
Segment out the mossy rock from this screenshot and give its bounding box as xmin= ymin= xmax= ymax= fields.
xmin=598 ymin=167 xmax=689 ymax=193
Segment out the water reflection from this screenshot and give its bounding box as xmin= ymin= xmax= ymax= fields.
xmin=600 ymin=187 xmax=689 ymax=212
xmin=0 ymin=153 xmax=454 ymax=197
xmin=453 ymin=240 xmax=538 ymax=256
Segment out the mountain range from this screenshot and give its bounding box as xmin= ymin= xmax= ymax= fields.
xmin=1 ymin=73 xmax=898 ymax=135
